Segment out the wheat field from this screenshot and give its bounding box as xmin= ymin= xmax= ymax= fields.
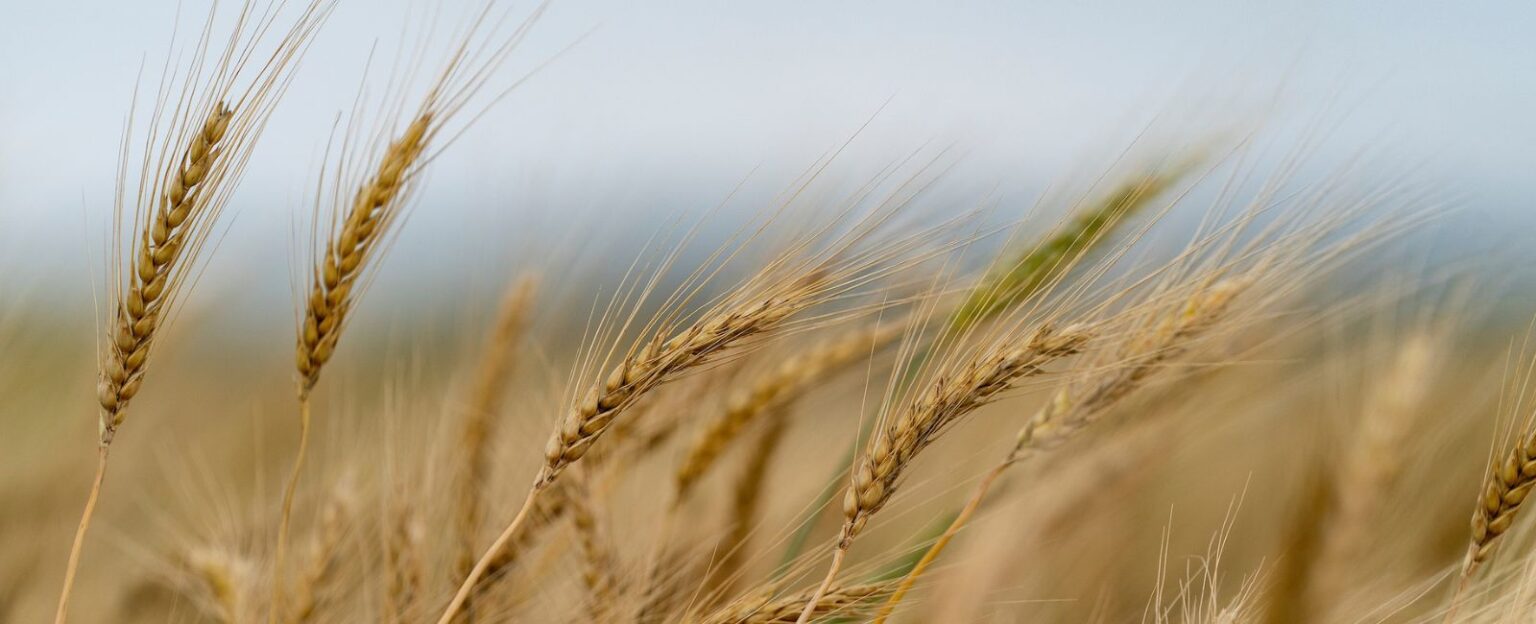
xmin=4 ymin=1 xmax=1536 ymax=623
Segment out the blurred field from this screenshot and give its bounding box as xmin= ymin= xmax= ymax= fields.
xmin=6 ymin=2 xmax=1536 ymax=624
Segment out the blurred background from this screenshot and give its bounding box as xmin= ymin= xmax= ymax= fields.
xmin=4 ymin=0 xmax=1536 ymax=621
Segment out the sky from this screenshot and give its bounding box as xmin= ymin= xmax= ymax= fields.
xmin=0 ymin=0 xmax=1533 ymax=316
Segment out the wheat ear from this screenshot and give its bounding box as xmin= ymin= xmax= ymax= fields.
xmin=796 ymin=323 xmax=1091 ymax=623
xmin=276 ymin=108 xmax=433 ymax=621
xmin=1466 ymin=433 xmax=1536 ymax=575
xmin=384 ymin=502 xmax=425 ymax=623
xmin=58 ymin=1 xmax=333 ymax=617
xmin=568 ymin=476 xmax=620 ymax=621
xmin=187 ymin=547 xmax=250 ymax=624
xmin=874 ymin=278 xmax=1247 ymax=622
xmin=949 ymin=169 xmax=1183 ymax=332
xmin=440 ymin=270 xmax=839 ymax=623
xmin=279 ymin=3 xmax=548 ymax=607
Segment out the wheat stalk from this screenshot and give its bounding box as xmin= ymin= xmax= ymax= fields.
xmin=458 ymin=482 xmax=572 ymax=621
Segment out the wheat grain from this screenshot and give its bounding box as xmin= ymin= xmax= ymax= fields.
xmin=712 ymin=414 xmax=791 ymax=599
xmin=1467 ymin=435 xmax=1536 ymax=573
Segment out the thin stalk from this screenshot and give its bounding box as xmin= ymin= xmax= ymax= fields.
xmin=795 ymin=547 xmax=848 ymax=624
xmin=53 ymin=445 xmax=110 ymax=624
xmin=269 ymin=392 xmax=314 ymax=624
xmin=438 ymin=487 xmax=543 ymax=624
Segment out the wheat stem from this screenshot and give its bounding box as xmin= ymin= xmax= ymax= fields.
xmin=53 ymin=445 xmax=109 ymax=624
xmin=269 ymin=392 xmax=313 ymax=624
xmin=439 ymin=487 xmax=543 ymax=624
xmin=794 ymin=547 xmax=847 ymax=624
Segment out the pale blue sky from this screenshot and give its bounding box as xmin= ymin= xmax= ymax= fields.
xmin=0 ymin=0 xmax=1532 ymax=310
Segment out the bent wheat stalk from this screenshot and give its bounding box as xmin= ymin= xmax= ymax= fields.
xmin=57 ymin=2 xmax=332 ymax=620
